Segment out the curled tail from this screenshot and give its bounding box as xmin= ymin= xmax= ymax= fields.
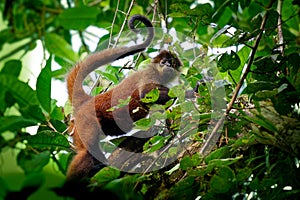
xmin=67 ymin=15 xmax=154 ymax=108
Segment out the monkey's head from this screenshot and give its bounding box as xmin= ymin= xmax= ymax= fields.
xmin=152 ymin=50 xmax=182 ymax=84
xmin=152 ymin=50 xmax=182 ymax=70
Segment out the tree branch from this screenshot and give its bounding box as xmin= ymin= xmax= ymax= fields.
xmin=200 ymin=11 xmax=270 ymax=155
xmin=277 ymin=0 xmax=284 ymax=56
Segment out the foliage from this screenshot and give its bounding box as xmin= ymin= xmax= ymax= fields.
xmin=0 ymin=0 xmax=299 ymax=199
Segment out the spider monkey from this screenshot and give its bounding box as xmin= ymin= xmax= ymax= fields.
xmin=66 ymin=14 xmax=183 ymax=182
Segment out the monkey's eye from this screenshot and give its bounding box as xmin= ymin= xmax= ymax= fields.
xmin=160 ymin=58 xmax=172 ymax=67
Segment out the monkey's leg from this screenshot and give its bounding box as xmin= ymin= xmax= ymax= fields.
xmin=66 ymin=149 xmax=99 ymax=182
xmin=67 ymin=105 xmax=109 ymax=182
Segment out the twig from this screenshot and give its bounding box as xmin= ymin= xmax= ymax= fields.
xmin=108 ymin=0 xmax=120 ymax=46
xmin=78 ymin=31 xmax=90 ymax=53
xmin=112 ymin=0 xmax=135 ymax=48
xmin=277 ymin=0 xmax=284 ymax=56
xmin=51 ymin=151 xmax=67 ymax=174
xmin=90 ymin=0 xmax=135 ymax=93
xmin=200 ymin=10 xmax=270 ymax=155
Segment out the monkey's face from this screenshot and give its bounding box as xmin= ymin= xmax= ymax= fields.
xmin=152 ymin=50 xmax=182 ymax=71
xmin=152 ymin=50 xmax=182 ymax=84
xmin=160 ymin=65 xmax=177 ymax=82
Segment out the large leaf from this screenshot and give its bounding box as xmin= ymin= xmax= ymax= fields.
xmin=265 ymin=9 xmax=279 ymax=36
xmin=92 ymin=167 xmax=121 ymax=185
xmin=140 ymin=88 xmax=159 ymax=103
xmin=0 ymin=74 xmax=39 ymax=106
xmin=1 ymin=60 xmax=22 ymax=77
xmin=287 ymin=53 xmax=300 ymax=93
xmin=217 ymin=51 xmax=241 ymax=72
xmin=58 ymin=6 xmax=99 ymax=30
xmin=243 ymin=81 xmax=278 ymax=94
xmin=210 ymin=166 xmax=236 ymax=194
xmin=25 ymin=130 xmax=70 ymax=150
xmin=20 ymin=105 xmax=46 ymax=122
xmin=17 ymin=150 xmax=50 ymax=174
xmin=45 ymin=33 xmax=78 ymax=63
xmin=36 ymin=59 xmax=52 ymax=113
xmin=0 ymin=116 xmax=38 ymax=133
xmin=0 ymin=89 xmax=8 ymax=113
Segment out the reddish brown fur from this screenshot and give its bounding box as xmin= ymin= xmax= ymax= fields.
xmin=66 ymin=50 xmax=181 ymax=182
xmin=65 ymin=14 xmax=182 ymax=183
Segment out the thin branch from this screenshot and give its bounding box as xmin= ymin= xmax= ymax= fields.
xmin=109 ymin=0 xmax=120 ymax=46
xmin=51 ymin=152 xmax=67 ymax=174
xmin=79 ymin=31 xmax=90 ymax=53
xmin=90 ymin=0 xmax=135 ymax=93
xmin=227 ymin=13 xmax=268 ymax=113
xmin=200 ymin=10 xmax=270 ymax=155
xmin=112 ymin=0 xmax=135 ymax=48
xmin=277 ymin=0 xmax=284 ymax=56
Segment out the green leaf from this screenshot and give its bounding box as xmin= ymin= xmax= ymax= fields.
xmin=56 ymin=152 xmax=72 ymax=174
xmin=217 ymin=51 xmax=241 ymax=72
xmin=210 ymin=166 xmax=235 ymax=194
xmin=49 ymin=119 xmax=67 ymax=133
xmin=243 ymin=81 xmax=278 ymax=94
xmin=58 ymin=6 xmax=99 ymax=30
xmin=168 ymin=85 xmax=185 ymax=102
xmin=134 ymin=118 xmax=154 ymax=130
xmin=17 ymin=150 xmax=50 ymax=174
xmin=208 ymin=156 xmax=243 ymax=169
xmin=0 ymin=74 xmax=39 ymax=106
xmin=180 ymin=154 xmax=202 ymax=170
xmin=97 ymin=71 xmax=119 ymax=84
xmin=191 ymin=3 xmax=213 ymax=18
xmin=287 ymin=53 xmax=300 ymax=92
xmin=144 ymin=135 xmax=170 ymax=153
xmin=50 ymin=104 xmax=64 ymax=121
xmin=36 ymin=58 xmax=52 ymax=113
xmin=92 ymin=167 xmax=120 ymax=185
xmin=236 ymin=167 xmax=253 ymax=182
xmin=0 ymin=177 xmax=7 ymax=199
xmin=169 ymin=177 xmax=195 ymax=199
xmin=239 ymin=110 xmax=278 ymax=133
xmin=253 ymin=56 xmax=275 ymax=73
xmin=22 ymin=173 xmax=45 ymax=191
xmin=204 ymin=146 xmax=230 ymax=163
xmin=253 ymin=89 xmax=277 ymax=100
xmin=20 ymin=105 xmax=46 ymax=122
xmin=141 ymin=88 xmax=159 ymax=103
xmin=0 ymin=89 xmax=8 ymax=113
xmin=0 ymin=116 xmax=38 ymax=133
xmin=180 ymin=156 xmax=193 ymax=170
xmin=210 ymin=25 xmax=231 ymax=44
xmin=104 ymin=175 xmax=143 ymax=200
xmin=45 ymin=33 xmax=78 ymax=63
xmin=169 ymin=3 xmax=190 ymax=17
xmin=265 ymin=9 xmax=279 ymax=36
xmin=25 ymin=130 xmax=70 ymax=150
xmin=1 ymin=60 xmax=22 ymax=77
